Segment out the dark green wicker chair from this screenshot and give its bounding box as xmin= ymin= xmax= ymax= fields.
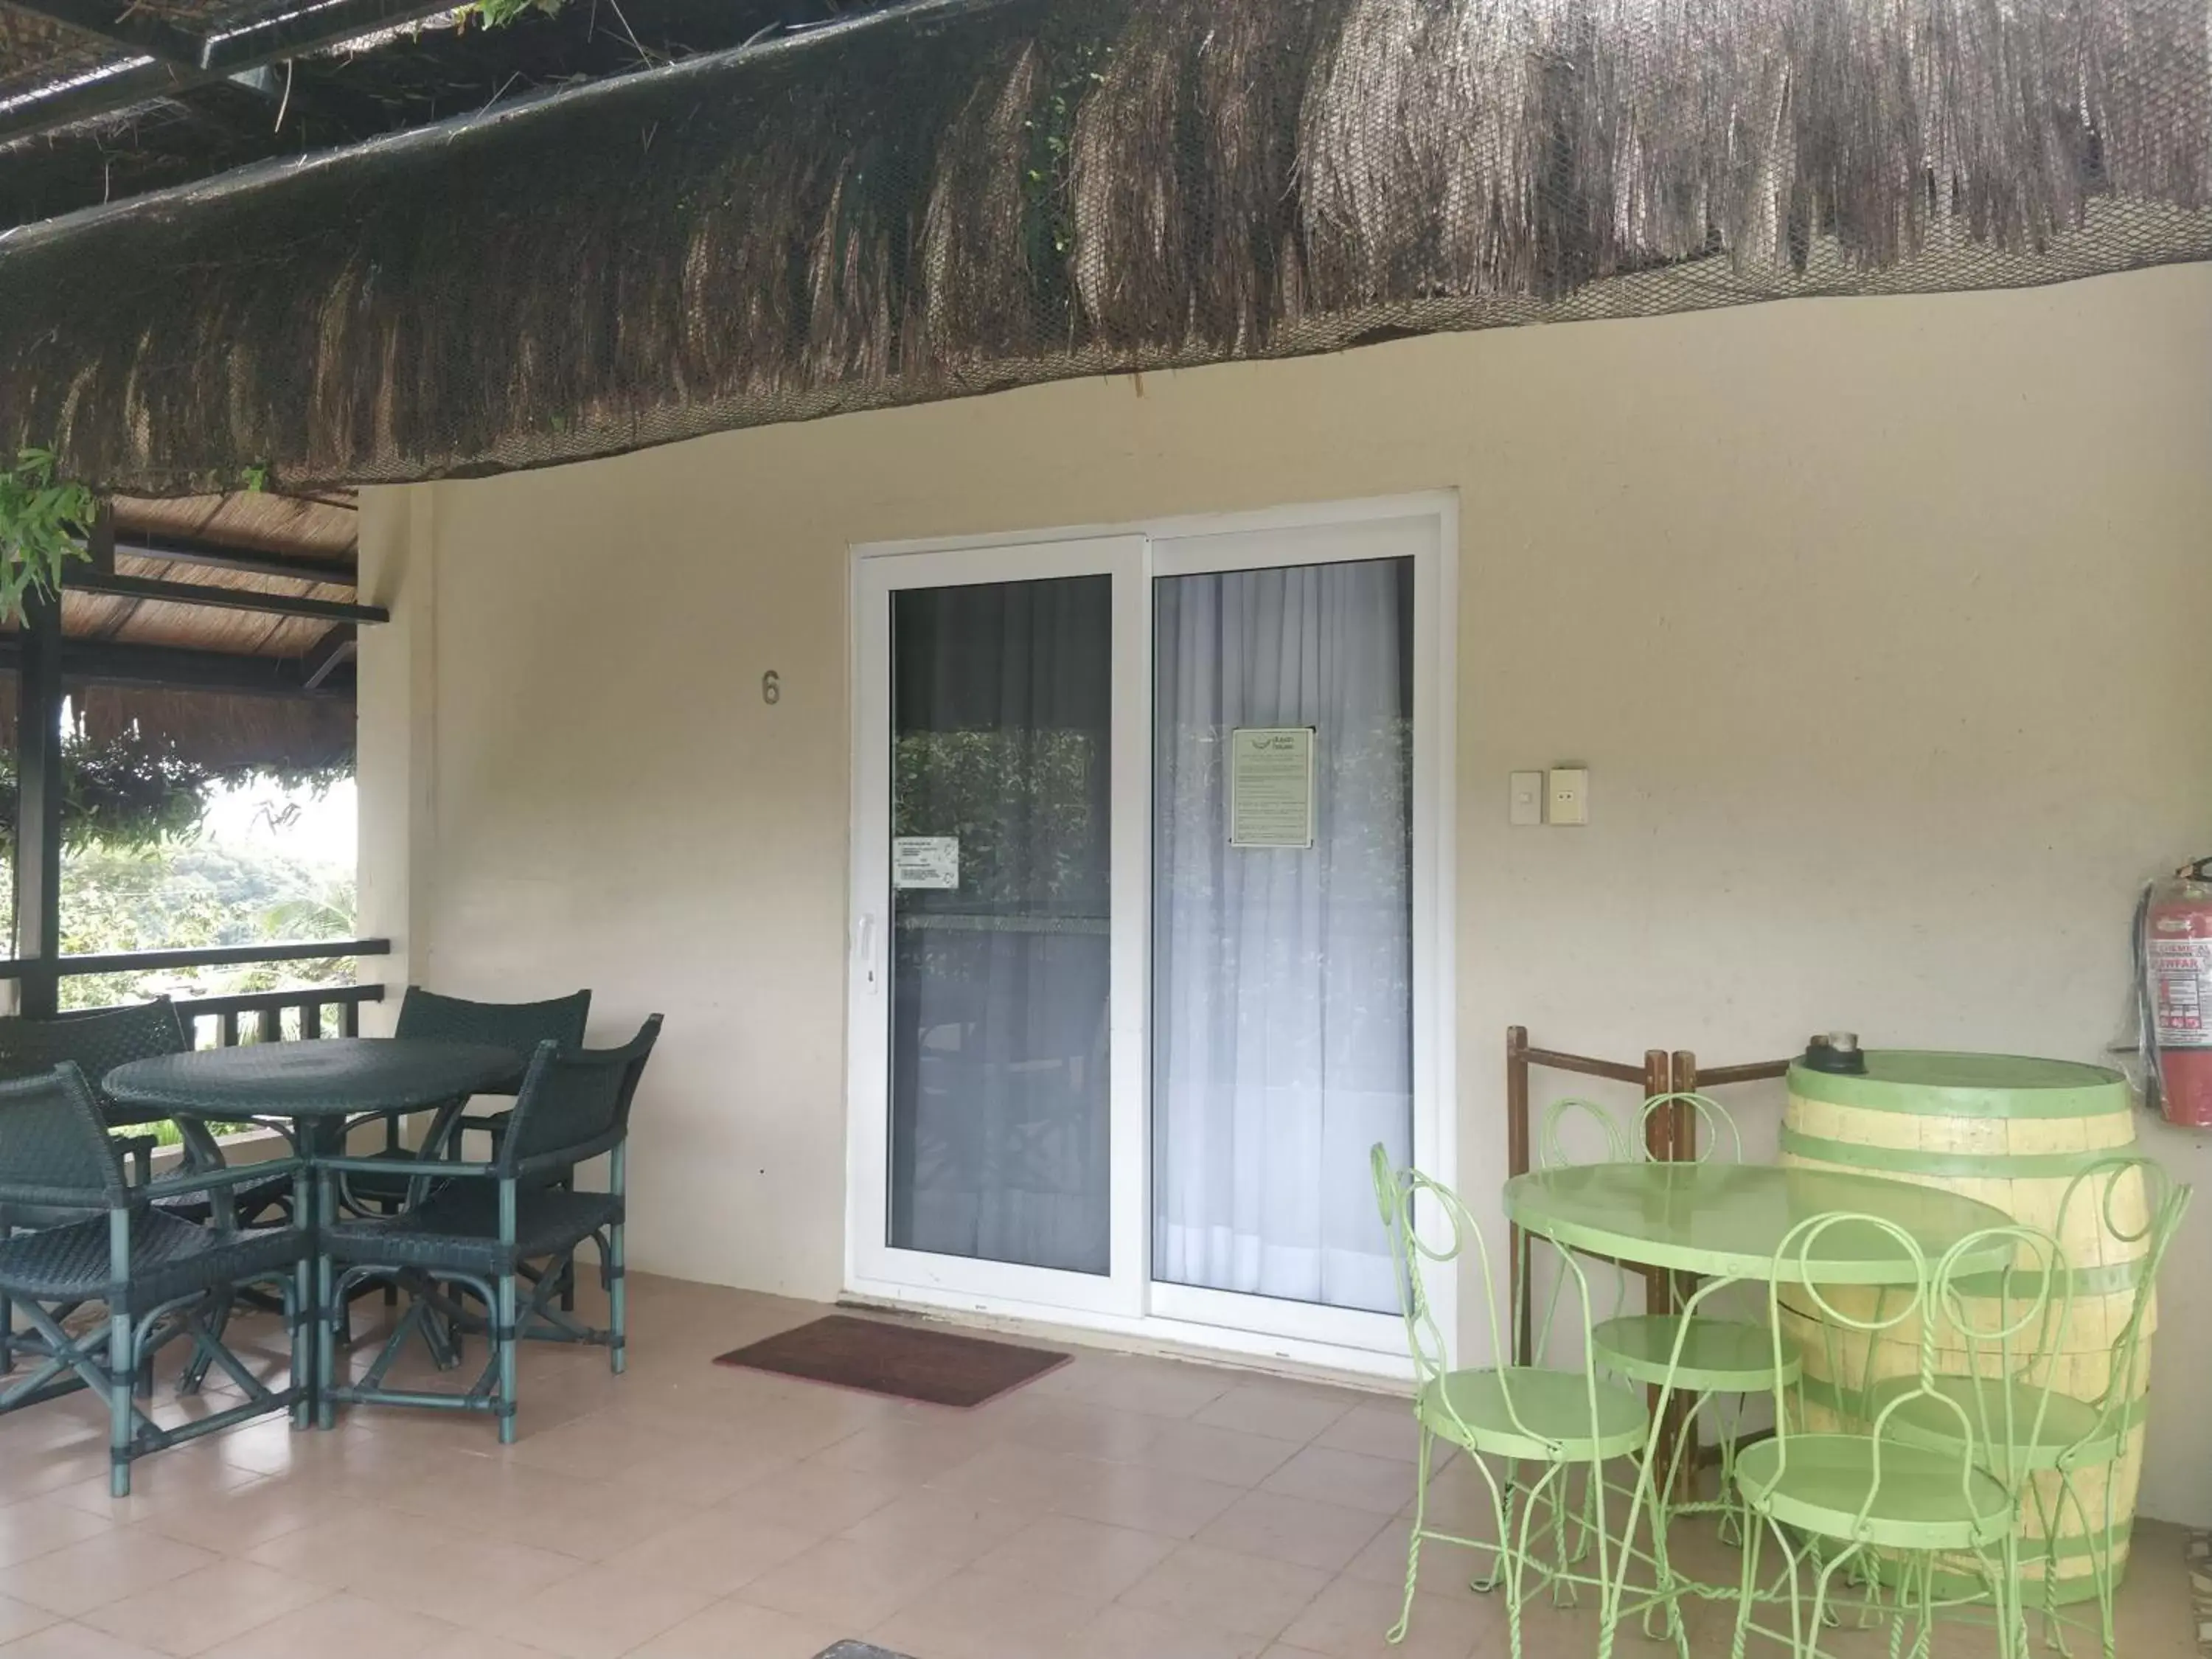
xmin=335 ymin=987 xmax=592 ymax=1218
xmin=0 ymin=1063 xmax=309 ymax=1495
xmin=0 ymin=1000 xmax=291 ymax=1377
xmin=316 ymin=1014 xmax=660 ymax=1441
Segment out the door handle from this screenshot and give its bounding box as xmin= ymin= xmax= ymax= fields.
xmin=856 ymin=914 xmax=882 ymax=991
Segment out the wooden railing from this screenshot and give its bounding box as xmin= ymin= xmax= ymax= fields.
xmin=0 ymin=939 xmax=391 ymax=1042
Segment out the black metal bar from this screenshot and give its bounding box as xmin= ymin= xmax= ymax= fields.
xmin=0 ymin=0 xmax=204 ymax=63
xmin=302 ymin=1001 xmax=323 ymax=1040
xmin=0 ymin=0 xmax=463 ymax=144
xmin=0 ymin=636 xmax=355 ymax=700
xmin=255 ymin=1008 xmax=279 ymax=1044
xmin=219 ymin=1011 xmax=238 ymax=1048
xmin=342 ymin=1001 xmax=361 ymax=1037
xmin=299 ymin=625 xmax=357 ymax=692
xmin=0 ymin=938 xmax=390 ymax=981
xmin=13 ymin=586 xmax=64 ymax=1018
xmin=112 ymin=532 xmax=356 ymax=588
xmin=63 ymin=571 xmax=387 ymax=625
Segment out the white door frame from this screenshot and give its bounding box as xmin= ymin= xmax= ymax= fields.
xmin=844 ymin=493 xmax=1458 ymax=1379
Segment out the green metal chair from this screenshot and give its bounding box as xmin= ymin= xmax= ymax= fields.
xmin=0 ymin=1000 xmax=292 ymax=1380
xmin=314 ymin=1014 xmax=659 ymax=1441
xmin=0 ymin=1063 xmax=309 ymax=1496
xmin=1540 ymin=1093 xmax=1798 ymax=1554
xmin=1371 ymin=1143 xmax=1658 ymax=1659
xmin=1728 ymin=1215 xmax=2064 ymax=1659
xmin=1860 ymin=1157 xmax=2191 ymax=1659
xmin=335 ymin=986 xmax=592 ymax=1218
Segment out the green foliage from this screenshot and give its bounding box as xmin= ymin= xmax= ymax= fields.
xmin=466 ymin=0 xmax=565 ymax=28
xmin=0 ymin=448 xmax=93 ymax=621
xmin=55 ymin=841 xmax=357 ymax=1011
xmin=0 ymin=733 xmax=212 ymax=857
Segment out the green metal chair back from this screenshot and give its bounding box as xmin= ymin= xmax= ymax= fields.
xmin=1638 ymin=1091 xmax=1745 ymax=1163
xmin=1370 ymin=1141 xmax=1615 ymax=1453
xmin=394 ymin=987 xmax=591 ymax=1094
xmin=1928 ymin=1223 xmax=2072 ymax=1498
xmin=1761 ymin=1213 xmax=2064 ymax=1537
xmin=2051 ymin=1155 xmax=2193 ymax=1458
xmin=498 ymin=1015 xmax=662 ymax=1178
xmin=1537 ymin=1091 xmax=1743 ymax=1169
xmin=0 ymin=1063 xmax=129 ymax=1210
xmin=0 ymin=1000 xmax=187 ymax=1129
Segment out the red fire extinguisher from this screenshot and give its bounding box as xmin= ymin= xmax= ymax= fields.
xmin=2139 ymin=858 xmax=2212 ymax=1128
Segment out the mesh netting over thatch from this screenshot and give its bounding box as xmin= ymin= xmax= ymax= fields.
xmin=2 ymin=0 xmax=2208 ymax=495
xmin=0 ymin=683 xmax=353 ymax=777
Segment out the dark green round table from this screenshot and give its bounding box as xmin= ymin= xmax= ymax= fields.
xmin=105 ymin=1037 xmax=523 ymax=1417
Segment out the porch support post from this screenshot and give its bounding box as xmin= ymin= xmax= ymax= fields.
xmin=14 ymin=570 xmax=67 ymax=1017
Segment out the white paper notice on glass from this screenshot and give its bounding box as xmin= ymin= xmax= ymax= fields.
xmin=1229 ymin=727 xmax=1316 ymax=849
xmin=892 ymin=836 xmax=961 ymax=890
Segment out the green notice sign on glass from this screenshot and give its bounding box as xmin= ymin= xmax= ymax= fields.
xmin=1229 ymin=726 xmax=1315 ymax=849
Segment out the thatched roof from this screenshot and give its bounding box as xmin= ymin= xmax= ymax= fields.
xmin=1 ymin=0 xmax=2207 ymax=495
xmin=0 ymin=490 xmax=358 ymax=775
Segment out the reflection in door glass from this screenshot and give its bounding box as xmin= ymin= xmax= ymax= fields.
xmin=888 ymin=577 xmax=1113 ymax=1276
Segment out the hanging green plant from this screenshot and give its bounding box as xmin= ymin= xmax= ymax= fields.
xmin=0 ymin=731 xmax=213 ymax=857
xmin=465 ymin=0 xmax=565 ymax=28
xmin=0 ymin=448 xmax=92 ymax=620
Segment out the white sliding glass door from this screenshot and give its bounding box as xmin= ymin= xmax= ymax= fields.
xmin=849 ymin=502 xmax=1452 ymax=1366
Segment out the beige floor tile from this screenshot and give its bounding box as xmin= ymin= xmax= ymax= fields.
xmin=475 ymin=1561 xmax=719 ymax=1659
xmin=1050 ymin=1460 xmax=1245 ymax=1540
xmin=812 ymin=1419 xmax=995 ymax=1483
xmin=1275 ymin=1572 xmax=1492 ymax=1659
xmin=503 ymin=1412 xmax=691 ymax=1482
xmin=1121 ymin=1543 xmax=1333 ymax=1641
xmin=1127 ymin=1420 xmax=1304 ymax=1488
xmin=599 ymin=1508 xmax=821 ymax=1596
xmin=980 ymin=1396 xmax=1164 ymax=1462
xmin=0 ymin=1503 xmax=116 ymax=1571
xmin=1197 ymin=1491 xmax=1391 ymax=1573
xmin=925 ymin=1444 xmax=1103 ymax=1512
xmin=0 ymin=1624 xmax=171 ymax=1659
xmin=0 ymin=1533 xmax=223 ymax=1620
xmin=1037 ymin=1356 xmax=1239 ymax=1420
xmin=240 ymin=1506 xmax=462 ymax=1589
xmin=44 ymin=1460 xmax=264 ymax=1531
xmin=869 ymin=1567 xmax=1099 ymax=1659
xmin=741 ymin=1534 xmax=971 ymax=1630
xmin=0 ymin=1598 xmax=58 ymax=1644
xmin=838 ymin=1488 xmax=1037 ymax=1562
xmin=195 ymin=1591 xmax=458 ymax=1659
xmin=1194 ymin=1382 xmax=1362 ymax=1446
xmin=1310 ymin=1403 xmax=1425 ymax=1464
xmin=713 ymin=1459 xmax=912 ymax=1537
xmin=625 ymin=1596 xmax=844 ymax=1659
xmin=1260 ymin=1447 xmax=1419 ymax=1517
xmin=1069 ymin=1601 xmax=1270 ymax=1659
xmin=75 ymin=1562 xmax=326 ymax=1658
xmin=136 ymin=1478 xmax=349 ymax=1556
xmin=968 ymin=1514 xmax=1176 ymax=1604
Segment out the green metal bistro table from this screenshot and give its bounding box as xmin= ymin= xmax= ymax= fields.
xmin=1504 ymin=1161 xmax=2017 ymax=1649
xmin=104 ymin=1037 xmax=521 ymax=1419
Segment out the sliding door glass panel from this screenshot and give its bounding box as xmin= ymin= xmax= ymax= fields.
xmin=1152 ymin=558 xmax=1413 ymax=1313
xmin=888 ymin=577 xmax=1113 ymax=1276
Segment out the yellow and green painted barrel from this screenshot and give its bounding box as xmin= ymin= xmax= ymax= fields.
xmin=1778 ymin=1051 xmax=2149 ymax=1605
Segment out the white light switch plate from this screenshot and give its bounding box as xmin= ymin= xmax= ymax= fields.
xmin=1509 ymin=771 xmax=1545 ymax=826
xmin=1547 ymin=768 xmax=1590 ymax=826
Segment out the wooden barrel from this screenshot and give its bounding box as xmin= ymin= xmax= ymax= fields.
xmin=1778 ymin=1051 xmax=2149 ymax=1607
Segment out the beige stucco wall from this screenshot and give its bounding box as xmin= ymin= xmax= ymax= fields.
xmin=358 ymin=262 xmax=2212 ymax=1526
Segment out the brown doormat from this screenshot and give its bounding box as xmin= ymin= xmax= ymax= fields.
xmin=714 ymin=1314 xmax=1070 ymax=1408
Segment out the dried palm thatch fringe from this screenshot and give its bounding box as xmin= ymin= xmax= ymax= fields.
xmin=0 ymin=0 xmax=2205 ymax=495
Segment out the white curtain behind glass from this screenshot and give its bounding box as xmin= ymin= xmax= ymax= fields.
xmin=1153 ymin=558 xmax=1413 ymax=1313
